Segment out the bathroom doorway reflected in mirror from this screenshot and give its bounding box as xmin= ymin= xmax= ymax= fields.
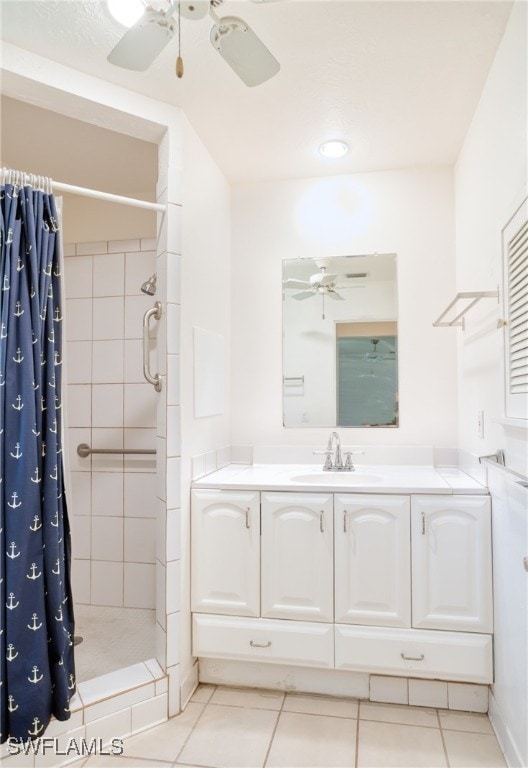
xmin=282 ymin=253 xmax=398 ymax=427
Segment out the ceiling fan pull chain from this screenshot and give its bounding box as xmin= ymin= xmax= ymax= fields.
xmin=176 ymin=0 xmax=184 ymax=78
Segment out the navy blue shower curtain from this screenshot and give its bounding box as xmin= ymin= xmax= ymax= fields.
xmin=0 ymin=179 xmax=75 ymax=742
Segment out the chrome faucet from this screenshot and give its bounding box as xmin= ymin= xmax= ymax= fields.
xmin=327 ymin=432 xmax=343 ymax=470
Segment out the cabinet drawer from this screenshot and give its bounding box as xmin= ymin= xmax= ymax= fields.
xmin=193 ymin=613 xmax=334 ymax=668
xmin=335 ymin=625 xmax=493 ymax=683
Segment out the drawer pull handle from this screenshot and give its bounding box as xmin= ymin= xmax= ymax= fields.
xmin=421 ymin=512 xmax=425 ymax=535
xmin=320 ymin=510 xmax=324 ymax=533
xmin=401 ymin=652 xmax=424 ymax=662
xmin=245 ymin=508 xmax=251 ymax=529
xmin=524 ymin=556 xmax=528 ymax=572
xmin=250 ymin=640 xmax=271 ymax=648
xmin=343 ymin=510 xmax=348 ymax=533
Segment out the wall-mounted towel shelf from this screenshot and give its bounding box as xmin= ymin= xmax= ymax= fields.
xmin=433 ymin=290 xmax=499 ymax=329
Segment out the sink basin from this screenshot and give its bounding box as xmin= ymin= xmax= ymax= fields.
xmin=289 ymin=472 xmax=383 ymax=485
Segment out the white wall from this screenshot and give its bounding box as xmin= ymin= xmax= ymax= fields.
xmin=454 ymin=0 xmax=527 ymax=477
xmin=231 ymin=168 xmax=458 ymax=450
xmin=179 ymin=116 xmax=231 ymax=692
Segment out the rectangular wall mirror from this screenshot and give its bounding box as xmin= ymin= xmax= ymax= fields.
xmin=282 ymin=253 xmax=399 ymax=427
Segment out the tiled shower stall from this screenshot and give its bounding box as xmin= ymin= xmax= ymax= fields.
xmin=65 ymin=237 xmax=159 ymax=610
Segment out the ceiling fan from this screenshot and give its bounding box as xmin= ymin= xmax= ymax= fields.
xmin=107 ymin=0 xmax=280 ymax=87
xmin=283 ymin=265 xmax=349 ymax=302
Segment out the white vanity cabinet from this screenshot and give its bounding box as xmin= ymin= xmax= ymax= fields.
xmin=334 ymin=494 xmax=411 ymax=627
xmin=191 ymin=486 xmax=493 ymax=684
xmin=411 ymin=495 xmax=493 ymax=633
xmin=191 ymin=489 xmax=260 ymax=617
xmin=261 ymin=492 xmax=334 ymax=623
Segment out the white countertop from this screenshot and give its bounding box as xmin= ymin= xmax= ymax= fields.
xmin=192 ymin=463 xmax=488 ymax=495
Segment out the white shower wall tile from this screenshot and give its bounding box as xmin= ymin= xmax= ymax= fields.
xmin=166 ymin=559 xmax=181 ymax=615
xmin=68 ymin=428 xmax=91 ymax=472
xmin=64 ymin=254 xmax=92 ymax=298
xmin=131 ymin=692 xmax=168 ymax=734
xmin=156 ymin=560 xmax=167 ymax=630
xmin=71 ymin=515 xmax=91 ymax=560
xmin=108 ymin=238 xmax=140 ymax=253
xmin=167 ymin=664 xmax=181 ymax=717
xmin=66 ymin=340 xmax=92 ymax=385
xmin=166 ymin=303 xmax=180 ymax=354
xmin=125 ymin=518 xmax=156 ymax=564
xmin=166 ymin=354 xmax=180 ymax=405
xmin=91 ymin=561 xmax=123 ymax=607
xmin=92 ymin=339 xmax=124 ymax=383
xmin=92 ymin=472 xmax=124 ymax=516
xmin=167 ymin=406 xmax=180 ymax=456
xmin=166 ymin=611 xmax=180 ymax=668
xmin=91 ymin=428 xmax=124 ymax=472
xmin=165 ymin=253 xmax=181 ymax=304
xmin=92 ymin=297 xmax=124 ymax=340
xmin=156 ymin=499 xmax=167 ymax=566
xmin=93 ymin=252 xmax=124 ymax=297
xmin=63 ymin=242 xmax=76 ymax=257
xmin=124 ymin=338 xmax=144 ymax=383
xmin=166 ymin=507 xmax=181 ymax=562
xmin=124 ymin=383 xmax=157 ymax=428
xmin=125 ymin=250 xmax=157 ymax=296
xmin=91 ymin=516 xmax=123 ymax=562
xmin=124 ymin=563 xmax=156 ymax=608
xmin=66 ymin=298 xmax=92 ymax=341
xmin=141 ymin=238 xmax=157 ymax=252
xmin=167 ymin=457 xmax=181 ymax=509
xmin=124 ymin=473 xmax=157 ymax=518
xmin=70 ymin=471 xmax=91 ymax=515
xmin=92 ymin=383 xmax=124 ymax=428
xmin=67 ymin=384 xmax=92 ymax=427
xmin=155 ymin=622 xmax=167 ymax=670
xmin=71 ymin=558 xmax=91 ymax=604
xmin=124 ymin=295 xmax=155 ymax=339
xmin=76 ymin=241 xmax=108 ymax=256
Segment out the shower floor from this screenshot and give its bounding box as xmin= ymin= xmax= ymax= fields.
xmin=73 ymin=605 xmax=156 ymax=683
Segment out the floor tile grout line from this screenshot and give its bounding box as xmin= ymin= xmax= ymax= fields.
xmin=355 ymin=701 xmax=361 ymax=768
xmin=437 ymin=707 xmax=452 ymax=768
xmin=262 ymin=689 xmax=286 ymax=768
xmin=172 ymin=685 xmax=217 ymax=765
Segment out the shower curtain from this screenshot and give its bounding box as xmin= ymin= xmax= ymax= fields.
xmin=0 ymin=176 xmax=75 ymax=742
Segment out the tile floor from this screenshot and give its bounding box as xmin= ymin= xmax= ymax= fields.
xmin=73 ymin=685 xmax=507 ymax=768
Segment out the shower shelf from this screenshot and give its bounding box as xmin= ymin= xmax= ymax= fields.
xmin=433 ymin=290 xmax=499 ymax=329
xmin=77 ymin=443 xmax=156 ymax=458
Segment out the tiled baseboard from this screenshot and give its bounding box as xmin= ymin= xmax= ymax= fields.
xmin=198 ymin=659 xmax=489 ymax=714
xmin=0 ymin=660 xmax=168 ymax=767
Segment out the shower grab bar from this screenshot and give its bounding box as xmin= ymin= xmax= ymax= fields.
xmin=77 ymin=443 xmax=156 ymax=458
xmin=143 ymin=301 xmax=162 ymax=392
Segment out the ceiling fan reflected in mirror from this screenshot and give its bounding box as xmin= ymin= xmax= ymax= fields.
xmin=106 ymin=0 xmax=280 ymax=87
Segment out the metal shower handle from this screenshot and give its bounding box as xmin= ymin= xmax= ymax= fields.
xmin=143 ymin=301 xmax=162 ymax=392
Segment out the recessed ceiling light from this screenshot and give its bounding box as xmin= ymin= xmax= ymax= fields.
xmin=107 ymin=0 xmax=145 ymax=28
xmin=319 ymin=141 xmax=348 ymax=159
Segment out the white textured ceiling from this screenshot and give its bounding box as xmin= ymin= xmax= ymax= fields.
xmin=0 ymin=0 xmax=513 ymax=183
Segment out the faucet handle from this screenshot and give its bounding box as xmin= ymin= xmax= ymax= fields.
xmin=313 ymin=449 xmax=333 ymax=470
xmin=343 ymin=452 xmax=355 ymax=471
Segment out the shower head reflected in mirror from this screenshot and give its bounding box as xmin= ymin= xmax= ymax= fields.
xmin=141 ymin=273 xmax=157 ymax=295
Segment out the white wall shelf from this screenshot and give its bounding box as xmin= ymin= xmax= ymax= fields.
xmin=433 ymin=290 xmax=499 ymax=329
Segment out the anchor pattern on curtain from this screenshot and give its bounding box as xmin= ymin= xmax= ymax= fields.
xmin=0 ymin=179 xmax=75 ymax=742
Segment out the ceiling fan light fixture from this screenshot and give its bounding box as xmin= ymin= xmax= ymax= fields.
xmin=319 ymin=140 xmax=348 ymax=159
xmin=107 ymin=0 xmax=145 ymax=28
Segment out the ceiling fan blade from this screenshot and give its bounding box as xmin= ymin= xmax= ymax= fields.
xmin=284 ymin=279 xmax=311 ymax=289
xmin=292 ymin=291 xmax=315 ymax=301
xmin=210 ymin=16 xmax=280 ymax=87
xmin=326 ymin=290 xmax=345 ymax=300
xmin=107 ymin=10 xmax=176 ymax=71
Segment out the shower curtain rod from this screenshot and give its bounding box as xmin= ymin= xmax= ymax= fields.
xmin=1 ymin=167 xmax=165 ymax=213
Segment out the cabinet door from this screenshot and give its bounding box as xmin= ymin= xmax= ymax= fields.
xmin=191 ymin=489 xmax=260 ymax=617
xmin=411 ymin=495 xmax=493 ymax=633
xmin=261 ymin=492 xmax=333 ymax=622
xmin=335 ymin=494 xmax=411 ymax=627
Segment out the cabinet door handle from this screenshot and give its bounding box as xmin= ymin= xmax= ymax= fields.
xmin=343 ymin=510 xmax=348 ymax=533
xmin=421 ymin=512 xmax=425 ymax=535
xmin=401 ymin=652 xmax=424 ymax=661
xmin=524 ymin=556 xmax=528 ymax=572
xmin=320 ymin=510 xmax=325 ymax=533
xmin=245 ymin=508 xmax=250 ymax=529
xmin=250 ymin=640 xmax=271 ymax=648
